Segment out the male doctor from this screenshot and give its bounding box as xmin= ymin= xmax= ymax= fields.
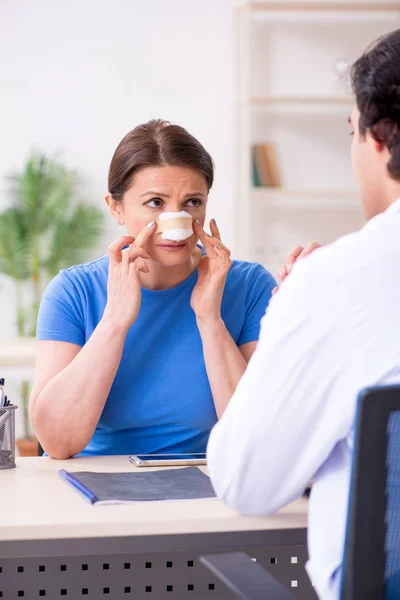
xmin=207 ymin=29 xmax=400 ymax=600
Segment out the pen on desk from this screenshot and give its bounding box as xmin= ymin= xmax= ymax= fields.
xmin=0 ymin=378 xmax=5 ymax=408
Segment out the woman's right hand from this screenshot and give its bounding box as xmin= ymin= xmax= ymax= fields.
xmin=102 ymin=222 xmax=156 ymax=332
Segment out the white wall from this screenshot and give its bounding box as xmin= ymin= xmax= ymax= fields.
xmin=1 ymin=0 xmax=389 ymax=440
xmin=0 ymin=0 xmax=238 ymax=339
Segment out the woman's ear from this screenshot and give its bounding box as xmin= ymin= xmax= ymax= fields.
xmin=105 ymin=193 xmax=124 ymax=225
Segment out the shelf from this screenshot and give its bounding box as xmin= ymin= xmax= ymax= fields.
xmin=244 ymin=2 xmax=400 ymax=12
xmin=244 ymin=96 xmax=354 ymax=115
xmin=252 ymin=188 xmax=361 ymax=209
xmin=0 ymin=338 xmax=36 ymax=368
xmin=241 ymin=3 xmax=400 ymax=22
xmin=251 ymin=96 xmax=352 ymax=105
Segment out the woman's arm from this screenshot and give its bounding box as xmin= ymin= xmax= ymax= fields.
xmin=197 ymin=318 xmax=256 ymax=418
xmin=191 ymin=220 xmax=270 ymax=418
xmin=30 ymin=227 xmax=156 ymax=459
xmin=30 ymin=319 xmax=128 ymax=459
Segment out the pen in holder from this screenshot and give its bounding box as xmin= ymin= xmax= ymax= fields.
xmin=0 ymin=404 xmax=17 ymax=470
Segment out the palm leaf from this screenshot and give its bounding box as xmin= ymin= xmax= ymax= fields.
xmin=0 ymin=208 xmax=30 ymax=280
xmin=45 ymin=204 xmax=104 ymax=277
xmin=7 ymin=152 xmax=77 ymax=235
xmin=1 ymin=151 xmax=104 ymax=342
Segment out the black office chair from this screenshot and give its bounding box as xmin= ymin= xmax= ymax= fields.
xmin=201 ymin=386 xmax=400 ymax=600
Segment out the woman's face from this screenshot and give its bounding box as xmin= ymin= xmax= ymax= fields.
xmin=107 ymin=165 xmax=208 ymax=267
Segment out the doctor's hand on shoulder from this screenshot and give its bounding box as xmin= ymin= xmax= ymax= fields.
xmin=272 ymin=242 xmax=322 ymax=295
xmin=191 ymin=219 xmax=232 ymax=324
xmin=102 ymin=222 xmax=156 ymax=332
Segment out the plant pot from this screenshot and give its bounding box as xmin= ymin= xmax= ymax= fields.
xmin=16 ymin=437 xmax=38 ymax=457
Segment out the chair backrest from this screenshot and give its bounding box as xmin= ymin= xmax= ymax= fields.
xmin=341 ymin=386 xmax=400 ymax=600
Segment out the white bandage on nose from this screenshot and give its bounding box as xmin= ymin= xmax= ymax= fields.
xmin=157 ymin=211 xmax=193 ymax=241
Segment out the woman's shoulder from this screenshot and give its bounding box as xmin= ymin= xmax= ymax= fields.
xmin=225 ymin=260 xmax=277 ymax=307
xmin=223 ymin=261 xmax=276 ymax=343
xmin=45 ymin=255 xmax=109 ymax=298
xmin=61 ymin=254 xmax=109 ymax=279
xmin=37 ymin=256 xmax=109 ymax=344
xmin=227 ymin=259 xmax=276 ymax=287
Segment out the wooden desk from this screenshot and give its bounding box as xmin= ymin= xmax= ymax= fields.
xmin=0 ymin=456 xmax=315 ymax=600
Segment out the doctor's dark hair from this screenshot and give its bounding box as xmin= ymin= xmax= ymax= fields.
xmin=108 ymin=119 xmax=214 ymax=201
xmin=351 ymin=28 xmax=400 ymax=181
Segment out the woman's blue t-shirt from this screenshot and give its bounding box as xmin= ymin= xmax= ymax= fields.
xmin=36 ymin=254 xmax=276 ymax=456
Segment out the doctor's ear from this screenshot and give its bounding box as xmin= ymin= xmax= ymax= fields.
xmin=105 ymin=193 xmax=124 ymax=226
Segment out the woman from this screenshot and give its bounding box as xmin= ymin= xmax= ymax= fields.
xmin=30 ymin=119 xmax=276 ymax=459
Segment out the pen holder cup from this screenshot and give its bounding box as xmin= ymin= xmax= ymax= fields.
xmin=0 ymin=405 xmax=17 ymax=470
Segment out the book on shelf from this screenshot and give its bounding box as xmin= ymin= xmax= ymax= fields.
xmin=251 ymin=146 xmax=261 ymax=187
xmin=252 ymin=143 xmax=282 ymax=188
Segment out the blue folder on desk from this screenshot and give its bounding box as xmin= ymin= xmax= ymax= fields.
xmin=59 ymin=467 xmax=216 ymax=505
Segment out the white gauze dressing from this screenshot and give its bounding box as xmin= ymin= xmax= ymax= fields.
xmin=157 ymin=211 xmax=193 ymax=241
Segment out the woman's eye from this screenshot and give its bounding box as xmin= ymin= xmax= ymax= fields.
xmin=350 ymin=131 xmax=354 ymax=137
xmin=146 ymin=198 xmax=164 ymax=208
xmin=185 ymin=198 xmax=203 ymax=207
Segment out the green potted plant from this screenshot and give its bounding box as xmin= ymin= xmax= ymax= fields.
xmin=0 ymin=152 xmax=104 ymax=455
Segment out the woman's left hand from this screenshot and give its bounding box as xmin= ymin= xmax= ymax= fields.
xmin=191 ymin=219 xmax=232 ymax=323
xmin=272 ymin=242 xmax=322 ymax=295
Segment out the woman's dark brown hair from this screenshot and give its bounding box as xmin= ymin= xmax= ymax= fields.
xmin=108 ymin=119 xmax=214 ymax=201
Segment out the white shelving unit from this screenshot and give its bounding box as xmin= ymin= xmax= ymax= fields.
xmin=252 ymin=188 xmax=360 ymax=209
xmin=235 ymin=1 xmax=400 ymax=275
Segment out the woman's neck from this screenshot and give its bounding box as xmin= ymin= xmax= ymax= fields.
xmin=140 ymin=247 xmax=202 ymax=291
